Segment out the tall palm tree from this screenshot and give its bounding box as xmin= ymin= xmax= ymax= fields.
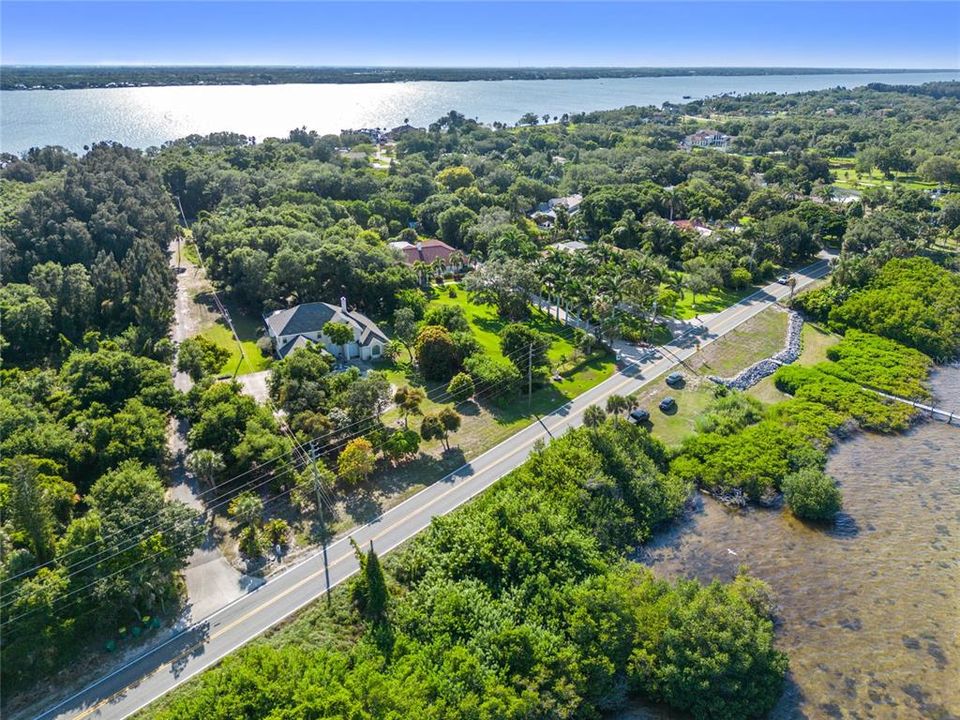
xmin=412 ymin=260 xmax=429 ymax=287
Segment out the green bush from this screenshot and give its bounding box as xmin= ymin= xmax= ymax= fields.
xmin=822 ymin=329 xmax=931 ymax=400
xmin=774 ymin=365 xmax=915 ymax=432
xmin=463 ymin=354 xmax=521 ymax=399
xmin=827 ymin=257 xmax=960 ymax=360
xmin=695 ymin=392 xmax=764 ymax=436
xmin=144 ymin=419 xmax=785 ymax=720
xmin=729 ymin=266 xmax=753 ymax=289
xmin=446 ymin=372 xmax=475 ymax=403
xmin=414 ymin=325 xmax=459 ymax=380
xmin=671 ymin=419 xmax=823 ymax=499
xmin=782 ymin=467 xmax=843 ymax=520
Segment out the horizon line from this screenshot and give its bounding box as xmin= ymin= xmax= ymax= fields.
xmin=4 ymin=64 xmax=958 ymax=71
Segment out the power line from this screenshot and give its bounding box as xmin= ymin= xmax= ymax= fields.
xmin=3 ymin=303 xmax=590 ymax=589
xmin=1 ymin=324 xmax=588 ymax=630
xmin=2 ymin=321 xmax=592 ymax=609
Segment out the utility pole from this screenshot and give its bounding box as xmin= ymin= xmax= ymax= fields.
xmin=527 ymin=342 xmax=533 ymax=406
xmin=308 ymin=449 xmax=333 ymax=607
xmin=284 ymin=426 xmax=333 ymax=608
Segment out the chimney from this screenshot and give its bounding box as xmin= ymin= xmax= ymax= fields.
xmin=340 ymin=296 xmax=347 ymax=312
xmin=416 ymin=241 xmax=423 ymax=251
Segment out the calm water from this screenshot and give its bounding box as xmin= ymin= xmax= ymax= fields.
xmin=2 ymin=71 xmax=958 ymax=154
xmin=627 ymin=366 xmax=960 ymax=720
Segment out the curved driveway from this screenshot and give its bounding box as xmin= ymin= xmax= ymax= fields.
xmin=36 ymin=256 xmax=832 ymax=720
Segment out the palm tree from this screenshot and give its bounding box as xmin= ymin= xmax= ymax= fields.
xmin=228 ymin=491 xmax=263 ymax=529
xmin=449 ymin=250 xmax=466 ymax=274
xmin=412 ymin=260 xmax=429 ymax=287
xmin=186 ymin=449 xmax=225 ymax=488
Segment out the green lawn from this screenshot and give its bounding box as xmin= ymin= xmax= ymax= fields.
xmin=626 ymin=379 xmax=717 ymax=448
xmin=199 ymin=298 xmax=272 ymax=376
xmin=828 ymin=157 xmax=956 ymax=192
xmin=427 ymin=286 xmax=585 ymax=370
xmin=670 ymin=282 xmax=754 ymax=319
xmin=688 ymin=307 xmax=789 ymax=378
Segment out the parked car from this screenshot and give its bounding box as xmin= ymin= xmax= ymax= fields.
xmin=629 ymin=408 xmax=650 ymax=424
xmin=665 ymin=372 xmax=684 ymax=387
xmin=776 ymin=274 xmax=790 ymax=284
xmin=659 ymin=396 xmax=677 ymax=412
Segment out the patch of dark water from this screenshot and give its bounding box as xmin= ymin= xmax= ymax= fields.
xmin=619 ymin=367 xmax=960 ymax=719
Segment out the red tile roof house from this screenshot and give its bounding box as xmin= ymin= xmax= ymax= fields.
xmin=670 ymin=219 xmax=714 ymax=237
xmin=389 ymin=239 xmax=466 ymax=275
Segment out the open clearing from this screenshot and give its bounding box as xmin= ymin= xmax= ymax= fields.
xmin=687 ymin=306 xmax=789 ymax=378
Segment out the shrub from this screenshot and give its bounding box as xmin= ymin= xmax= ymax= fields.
xmin=758 ymin=259 xmax=777 ymax=279
xmin=822 ymin=329 xmax=931 ymax=400
xmin=695 ymin=392 xmax=764 ymax=436
xmin=774 ymin=365 xmax=915 ymax=432
xmin=263 ymin=518 xmax=291 ymax=547
xmin=238 ymin=525 xmax=262 ymax=557
xmin=782 ymin=467 xmax=843 ymax=520
xmin=446 ymin=372 xmax=475 ymax=403
xmin=337 ymin=438 xmax=376 ymax=485
xmin=422 ymin=304 xmax=470 ymax=332
xmin=414 ymin=325 xmax=459 ymax=380
xmin=499 ymin=322 xmax=551 ymax=372
xmin=671 ymin=419 xmax=822 ymax=499
xmin=827 ymin=257 xmax=960 ymax=359
xmin=463 ymin=354 xmax=521 ymax=398
xmin=729 ymin=266 xmax=753 ymax=289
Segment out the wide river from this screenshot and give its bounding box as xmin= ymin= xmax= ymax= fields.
xmin=1 ymin=70 xmax=957 ymax=154
xmin=626 ymin=366 xmax=960 ymax=720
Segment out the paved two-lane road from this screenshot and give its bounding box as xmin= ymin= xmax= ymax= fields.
xmin=36 ymin=255 xmax=832 ymax=720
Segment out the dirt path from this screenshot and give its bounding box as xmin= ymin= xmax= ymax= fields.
xmin=166 ymin=238 xmax=263 ymax=619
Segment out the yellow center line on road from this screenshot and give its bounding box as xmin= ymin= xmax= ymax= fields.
xmin=66 ymin=272 xmax=820 ymax=719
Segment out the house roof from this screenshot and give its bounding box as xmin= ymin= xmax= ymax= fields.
xmin=390 ymin=239 xmax=459 ymax=266
xmin=671 ymin=219 xmax=713 ymax=237
xmin=276 ymin=334 xmax=314 ymax=359
xmin=265 ymin=302 xmax=387 ymax=347
xmin=548 ymin=240 xmax=589 ymax=253
xmin=534 ymin=193 xmax=583 ymax=216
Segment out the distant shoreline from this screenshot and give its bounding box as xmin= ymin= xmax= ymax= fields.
xmin=2 ymin=65 xmax=952 ymax=91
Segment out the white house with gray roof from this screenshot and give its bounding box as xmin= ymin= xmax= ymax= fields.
xmin=264 ymin=298 xmax=388 ymax=361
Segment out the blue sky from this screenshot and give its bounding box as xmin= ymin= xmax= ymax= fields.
xmin=2 ymin=1 xmax=958 ymax=68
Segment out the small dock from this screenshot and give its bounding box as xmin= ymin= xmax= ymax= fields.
xmin=870 ymin=389 xmax=958 ymax=426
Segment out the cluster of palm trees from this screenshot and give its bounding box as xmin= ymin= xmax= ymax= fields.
xmin=535 ymin=243 xmax=684 ymax=343
xmin=411 ymin=250 xmax=471 ymax=287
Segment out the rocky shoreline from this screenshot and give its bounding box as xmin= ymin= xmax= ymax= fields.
xmin=708 ymin=307 xmax=804 ymax=391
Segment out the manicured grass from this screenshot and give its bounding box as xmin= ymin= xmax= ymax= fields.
xmin=427 ymin=286 xmax=585 ymax=369
xmin=828 ymin=157 xmax=956 ymax=192
xmin=669 ymin=282 xmax=754 ymax=320
xmin=688 ymin=307 xmax=789 ymax=378
xmin=199 ymin=298 xmax=272 ymax=376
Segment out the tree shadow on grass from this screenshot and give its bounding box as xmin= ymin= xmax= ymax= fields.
xmin=340 ymin=447 xmax=468 ymax=525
